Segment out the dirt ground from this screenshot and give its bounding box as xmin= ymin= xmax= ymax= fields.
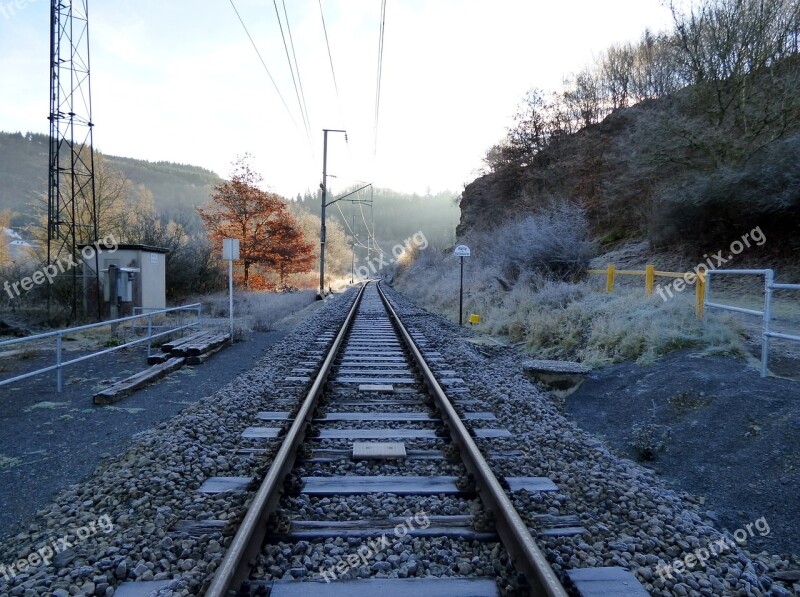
xmin=564 ymin=347 xmax=799 ymax=558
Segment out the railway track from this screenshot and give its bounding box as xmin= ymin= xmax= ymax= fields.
xmin=199 ymin=282 xmax=646 ymax=596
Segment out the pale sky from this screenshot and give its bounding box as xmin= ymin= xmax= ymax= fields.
xmin=0 ymin=0 xmax=674 ymax=198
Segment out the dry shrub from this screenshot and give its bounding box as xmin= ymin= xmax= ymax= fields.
xmin=196 ymin=290 xmax=315 ymax=337
xmin=396 ymin=201 xmax=744 ymax=365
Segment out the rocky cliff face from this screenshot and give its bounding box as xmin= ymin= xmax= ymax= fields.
xmin=456 ymin=76 xmax=800 ymax=251
xmin=456 ymin=105 xmax=647 ymax=239
xmin=456 ymin=167 xmax=525 ymax=237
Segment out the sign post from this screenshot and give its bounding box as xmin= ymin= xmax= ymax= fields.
xmin=453 ymin=245 xmax=471 ymax=325
xmin=223 ymin=239 xmax=240 ymax=343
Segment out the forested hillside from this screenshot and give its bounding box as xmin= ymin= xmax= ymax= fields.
xmin=460 ymin=0 xmax=800 ymax=254
xmin=0 ymin=132 xmax=221 ymax=230
xmin=0 ymin=132 xmax=459 ymax=249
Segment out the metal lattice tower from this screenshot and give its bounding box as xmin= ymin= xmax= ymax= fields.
xmin=48 ymin=0 xmax=99 ymax=320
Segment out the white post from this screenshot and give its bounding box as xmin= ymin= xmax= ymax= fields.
xmin=229 ymin=258 xmax=234 ymax=343
xmin=223 ymin=239 xmax=240 ymax=345
xmin=761 ymin=270 xmax=774 ymax=377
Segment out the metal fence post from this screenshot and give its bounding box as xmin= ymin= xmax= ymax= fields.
xmin=695 ymin=272 xmax=706 ymax=320
xmin=761 ymin=270 xmax=774 ymax=378
xmin=147 ymin=313 xmax=153 ymax=358
xmin=606 ymin=264 xmax=616 ymax=293
xmin=703 ymin=272 xmax=711 ymax=326
xmin=56 ymin=333 xmax=63 ymax=393
xmin=645 ymin=265 xmax=654 ymax=296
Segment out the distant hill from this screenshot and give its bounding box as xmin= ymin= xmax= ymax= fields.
xmin=0 ymin=132 xmax=460 ymax=249
xmin=0 ymin=132 xmax=222 ymax=230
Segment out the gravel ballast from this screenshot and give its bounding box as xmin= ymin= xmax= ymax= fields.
xmin=0 ymin=283 xmax=797 ymax=596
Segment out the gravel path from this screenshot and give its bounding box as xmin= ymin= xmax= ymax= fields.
xmin=0 ymin=298 xmax=327 ymax=545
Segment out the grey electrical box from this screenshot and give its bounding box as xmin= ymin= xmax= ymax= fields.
xmin=82 ymin=244 xmax=169 ymax=313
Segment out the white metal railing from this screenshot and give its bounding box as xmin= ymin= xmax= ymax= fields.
xmin=704 ymin=269 xmax=800 ymax=377
xmin=0 ymin=304 xmax=201 ymax=392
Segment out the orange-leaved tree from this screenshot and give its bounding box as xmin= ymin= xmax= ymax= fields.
xmin=269 ymin=210 xmax=315 ymax=285
xmin=197 ymin=156 xmax=314 ymax=288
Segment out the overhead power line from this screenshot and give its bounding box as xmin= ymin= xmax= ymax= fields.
xmin=227 ymin=0 xmax=302 ymax=139
xmin=318 ymin=0 xmax=346 ymax=129
xmin=282 ymin=0 xmax=312 ymax=143
xmin=273 ymin=0 xmax=313 ymax=149
xmin=373 ymin=0 xmax=387 ymax=155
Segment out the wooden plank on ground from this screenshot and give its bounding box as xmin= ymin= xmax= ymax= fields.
xmin=93 ymin=357 xmax=185 ymax=405
xmin=185 ymin=337 xmax=230 ymax=365
xmin=146 ymin=353 xmax=169 ymax=366
xmin=172 ymin=333 xmax=230 ymax=357
xmin=160 ymin=331 xmax=209 ymax=353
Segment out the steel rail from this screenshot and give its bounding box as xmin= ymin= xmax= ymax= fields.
xmin=376 ymin=282 xmax=569 ymax=597
xmin=204 ymin=283 xmax=367 ymax=597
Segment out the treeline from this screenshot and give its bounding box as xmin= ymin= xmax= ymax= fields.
xmin=294 ymin=186 xmax=459 ymax=250
xmin=474 ymin=0 xmax=800 ymax=250
xmin=0 ymin=132 xmax=221 ymax=231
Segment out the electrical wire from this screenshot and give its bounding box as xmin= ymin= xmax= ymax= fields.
xmin=318 ymin=0 xmax=347 ymax=129
xmin=373 ymin=0 xmax=387 ymax=155
xmin=273 ymin=0 xmax=313 ymax=149
xmin=227 ymin=0 xmax=302 ymax=137
xmin=335 ymin=201 xmax=372 ymax=250
xmin=281 ymin=0 xmax=314 ymax=152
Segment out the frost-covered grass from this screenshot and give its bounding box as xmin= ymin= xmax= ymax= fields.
xmin=396 ymin=245 xmax=744 ymax=367
xmin=198 ymin=290 xmax=317 ymax=338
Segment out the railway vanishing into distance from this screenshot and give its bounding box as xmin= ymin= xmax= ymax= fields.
xmin=1 ymin=282 xmax=791 ymax=597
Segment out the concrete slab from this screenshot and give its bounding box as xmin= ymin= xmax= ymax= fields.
xmin=352 ymin=442 xmax=407 ymax=459
xmin=242 ymin=427 xmax=281 ymax=439
xmin=197 ymin=476 xmax=252 ymax=494
xmin=115 ymin=581 xmax=174 ymax=596
xmin=505 ymin=476 xmax=559 ymax=492
xmin=358 ymin=384 xmax=394 ymax=392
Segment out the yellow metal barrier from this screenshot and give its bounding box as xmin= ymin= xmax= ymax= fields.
xmin=587 ymin=264 xmax=706 ymax=319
